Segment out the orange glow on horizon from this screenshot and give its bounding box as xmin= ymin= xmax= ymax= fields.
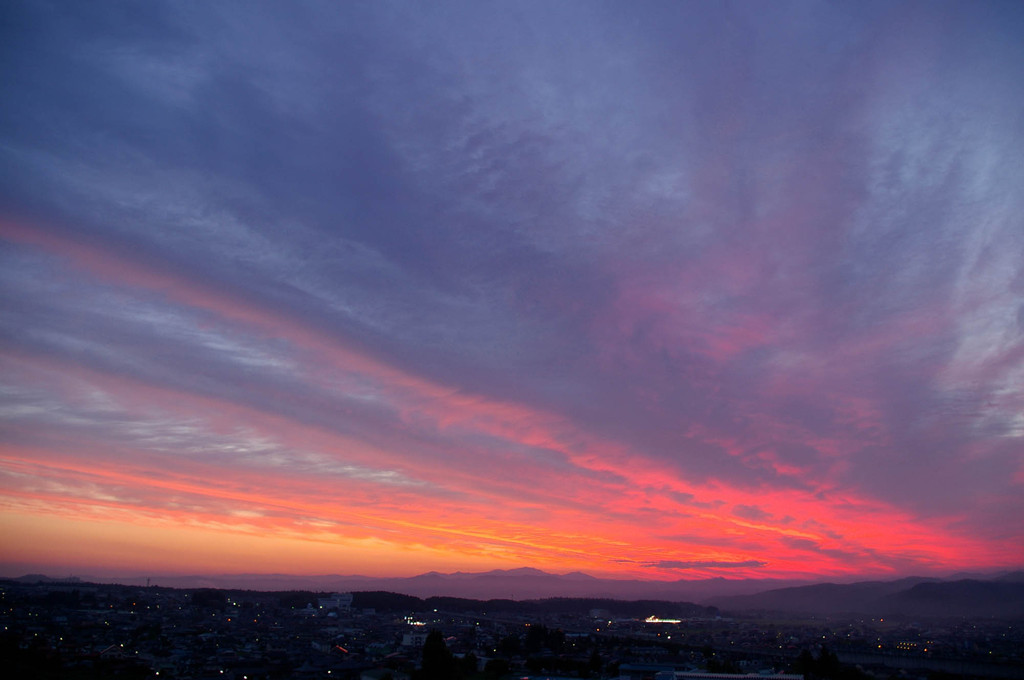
xmin=2 ymin=218 xmax=1021 ymax=582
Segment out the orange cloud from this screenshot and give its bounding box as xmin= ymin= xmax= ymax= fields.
xmin=2 ymin=218 xmax=1015 ymax=580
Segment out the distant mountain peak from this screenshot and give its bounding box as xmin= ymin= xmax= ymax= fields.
xmin=409 ymin=567 xmax=593 ymax=581
xmin=14 ymin=574 xmax=81 ymax=584
xmin=496 ymin=567 xmax=549 ymax=576
xmin=407 ymin=567 xmax=558 ymax=581
xmin=995 ymin=570 xmax=1024 ymax=583
xmin=563 ymin=571 xmax=597 ymax=580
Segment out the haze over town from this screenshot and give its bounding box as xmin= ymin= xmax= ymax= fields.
xmin=2 ymin=0 xmax=1023 ymax=586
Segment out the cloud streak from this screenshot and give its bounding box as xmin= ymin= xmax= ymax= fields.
xmin=1 ymin=0 xmax=1022 ymax=580
xmin=645 ymin=560 xmax=768 ymax=571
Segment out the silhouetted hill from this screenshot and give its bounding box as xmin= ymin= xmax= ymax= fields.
xmin=887 ymin=579 xmax=1024 ymax=618
xmin=15 ymin=568 xmax=1024 ymax=617
xmin=12 ymin=574 xmax=82 ymax=584
xmin=994 ymin=570 xmax=1024 ymax=583
xmin=709 ymin=578 xmax=930 ymax=614
xmin=348 ymin=591 xmax=716 ymax=617
xmin=84 ymin=568 xmax=800 ymax=601
xmin=350 ymin=590 xmax=422 ymax=611
xmin=382 ymin=570 xmax=804 ymax=601
xmin=712 ymin=576 xmax=1024 ymax=618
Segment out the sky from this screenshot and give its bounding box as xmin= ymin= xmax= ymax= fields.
xmin=1 ymin=0 xmax=1023 ymax=584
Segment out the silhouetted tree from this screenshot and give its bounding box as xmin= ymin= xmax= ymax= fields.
xmin=817 ymin=646 xmax=841 ymax=678
xmin=547 ymin=626 xmax=566 ymax=653
xmin=191 ymin=589 xmax=227 ymax=610
xmin=588 ymin=647 xmax=603 ymax=675
xmin=525 ymin=624 xmax=547 ymax=653
xmin=795 ymin=649 xmax=816 ymax=677
xmin=498 ymin=633 xmax=520 ymax=657
xmin=459 ymin=651 xmax=479 ymax=676
xmin=418 ymin=630 xmax=460 ymax=680
xmin=524 ymin=623 xmax=566 ymax=653
xmin=277 ymin=591 xmax=316 ymax=609
xmin=484 ymin=658 xmax=510 ymax=678
xmin=794 ymin=645 xmax=847 ymax=680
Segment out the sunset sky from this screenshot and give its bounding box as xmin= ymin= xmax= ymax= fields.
xmin=1 ymin=1 xmax=1023 ymax=583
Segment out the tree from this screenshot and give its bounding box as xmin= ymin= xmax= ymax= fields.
xmin=524 ymin=624 xmax=565 ymax=653
xmin=191 ymin=589 xmax=227 ymax=610
xmin=588 ymin=647 xmax=603 ymax=675
xmin=525 ymin=624 xmax=547 ymax=653
xmin=459 ymin=651 xmax=479 ymax=677
xmin=497 ymin=633 xmax=520 ymax=658
xmin=419 ymin=630 xmax=460 ymax=680
xmin=795 ymin=649 xmax=816 ymax=677
xmin=794 ymin=645 xmax=844 ymax=680
xmin=484 ymin=658 xmax=510 ymax=678
xmin=817 ymin=646 xmax=841 ymax=678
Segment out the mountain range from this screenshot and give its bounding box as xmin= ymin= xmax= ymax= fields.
xmin=9 ymin=567 xmax=1024 ymax=618
xmin=39 ymin=567 xmax=806 ymax=601
xmin=709 ymin=571 xmax=1024 ymax=618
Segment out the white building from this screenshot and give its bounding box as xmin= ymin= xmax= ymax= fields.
xmin=317 ymin=592 xmax=354 ymax=609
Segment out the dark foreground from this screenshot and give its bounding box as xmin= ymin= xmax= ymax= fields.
xmin=3 ymin=579 xmax=1021 ymax=680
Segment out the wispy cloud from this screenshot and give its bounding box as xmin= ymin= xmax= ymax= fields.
xmin=1 ymin=0 xmax=1022 ymax=579
xmin=644 ymin=560 xmax=768 ymax=571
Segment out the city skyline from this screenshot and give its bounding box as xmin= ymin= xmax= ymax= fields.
xmin=2 ymin=1 xmax=1023 ymax=582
